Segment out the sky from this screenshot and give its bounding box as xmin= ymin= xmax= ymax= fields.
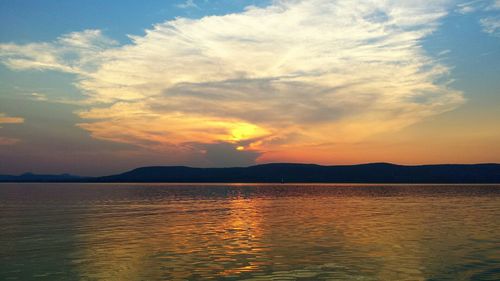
xmin=0 ymin=0 xmax=499 ymax=176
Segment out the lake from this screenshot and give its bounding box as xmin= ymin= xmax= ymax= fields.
xmin=1 ymin=183 xmax=499 ymax=280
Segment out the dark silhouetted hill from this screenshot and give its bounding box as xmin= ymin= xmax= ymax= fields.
xmin=2 ymin=163 xmax=500 ymax=183
xmin=0 ymin=173 xmax=82 ymax=182
xmin=91 ymin=163 xmax=500 ymax=183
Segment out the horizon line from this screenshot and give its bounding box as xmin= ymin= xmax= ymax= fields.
xmin=2 ymin=161 xmax=500 ymax=177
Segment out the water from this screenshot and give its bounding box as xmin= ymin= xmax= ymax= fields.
xmin=1 ymin=184 xmax=499 ymax=281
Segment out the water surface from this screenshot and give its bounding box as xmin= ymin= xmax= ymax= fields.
xmin=1 ymin=183 xmax=499 ymax=280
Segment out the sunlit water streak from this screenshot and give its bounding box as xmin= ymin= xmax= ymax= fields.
xmin=1 ymin=184 xmax=499 ymax=281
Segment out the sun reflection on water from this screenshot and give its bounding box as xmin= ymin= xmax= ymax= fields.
xmin=1 ymin=184 xmax=499 ymax=280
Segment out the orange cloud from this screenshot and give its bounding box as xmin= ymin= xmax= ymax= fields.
xmin=0 ymin=113 xmax=24 ymax=126
xmin=0 ymin=113 xmax=23 ymax=145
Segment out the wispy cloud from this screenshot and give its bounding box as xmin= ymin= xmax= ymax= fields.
xmin=176 ymin=0 xmax=198 ymax=9
xmin=0 ymin=29 xmax=117 ymax=74
xmin=456 ymin=0 xmax=500 ymax=13
xmin=480 ymin=16 xmax=500 ymax=36
xmin=0 ymin=137 xmax=21 ymax=145
xmin=455 ymin=0 xmax=500 ymax=36
xmin=481 ymin=0 xmax=500 ymax=36
xmin=0 ymin=113 xmax=24 ymax=127
xmin=492 ymin=0 xmax=500 ymax=9
xmin=456 ymin=1 xmax=480 ymax=14
xmin=0 ymin=113 xmax=23 ymax=145
xmin=0 ymin=0 xmax=464 ymax=160
xmin=30 ymin=92 xmax=48 ymax=101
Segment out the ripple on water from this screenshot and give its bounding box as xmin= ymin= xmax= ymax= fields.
xmin=0 ymin=183 xmax=499 ymax=280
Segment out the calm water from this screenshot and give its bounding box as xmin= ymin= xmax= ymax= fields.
xmin=1 ymin=184 xmax=499 ymax=281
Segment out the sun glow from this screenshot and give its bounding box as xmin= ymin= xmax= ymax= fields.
xmin=228 ymin=123 xmax=268 ymax=142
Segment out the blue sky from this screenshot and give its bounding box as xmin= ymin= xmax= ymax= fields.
xmin=0 ymin=0 xmax=499 ymax=175
xmin=0 ymin=0 xmax=272 ymax=43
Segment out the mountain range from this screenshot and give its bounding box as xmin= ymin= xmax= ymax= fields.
xmin=1 ymin=163 xmax=500 ymax=183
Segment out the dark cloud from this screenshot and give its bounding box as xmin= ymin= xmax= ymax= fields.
xmin=189 ymin=142 xmax=261 ymax=167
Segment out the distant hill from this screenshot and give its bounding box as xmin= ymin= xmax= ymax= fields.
xmin=1 ymin=163 xmax=500 ymax=183
xmin=91 ymin=163 xmax=500 ymax=183
xmin=0 ymin=173 xmax=81 ymax=182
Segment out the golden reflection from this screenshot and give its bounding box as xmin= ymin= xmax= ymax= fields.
xmin=73 ymin=191 xmax=270 ymax=280
xmin=73 ymin=205 xmax=165 ymax=280
xmin=70 ymin=186 xmax=500 ymax=280
xmin=217 ymin=196 xmax=267 ymax=277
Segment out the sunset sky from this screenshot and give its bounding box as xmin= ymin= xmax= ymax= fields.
xmin=0 ymin=0 xmax=499 ymax=176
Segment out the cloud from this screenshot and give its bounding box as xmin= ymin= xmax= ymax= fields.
xmin=0 ymin=30 xmax=117 ymax=74
xmin=456 ymin=0 xmax=500 ymax=13
xmin=0 ymin=0 xmax=464 ymax=162
xmin=0 ymin=113 xmax=23 ymax=145
xmin=190 ymin=141 xmax=261 ymax=167
xmin=30 ymin=92 xmax=48 ymax=101
xmin=0 ymin=113 xmax=24 ymax=127
xmin=480 ymin=16 xmax=500 ymax=36
xmin=177 ymin=0 xmax=198 ymax=9
xmin=0 ymin=137 xmax=21 ymax=145
xmin=456 ymin=1 xmax=481 ymax=14
xmin=456 ymin=0 xmax=500 ymax=36
xmin=480 ymin=0 xmax=500 ymax=36
xmin=492 ymin=0 xmax=500 ymax=9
